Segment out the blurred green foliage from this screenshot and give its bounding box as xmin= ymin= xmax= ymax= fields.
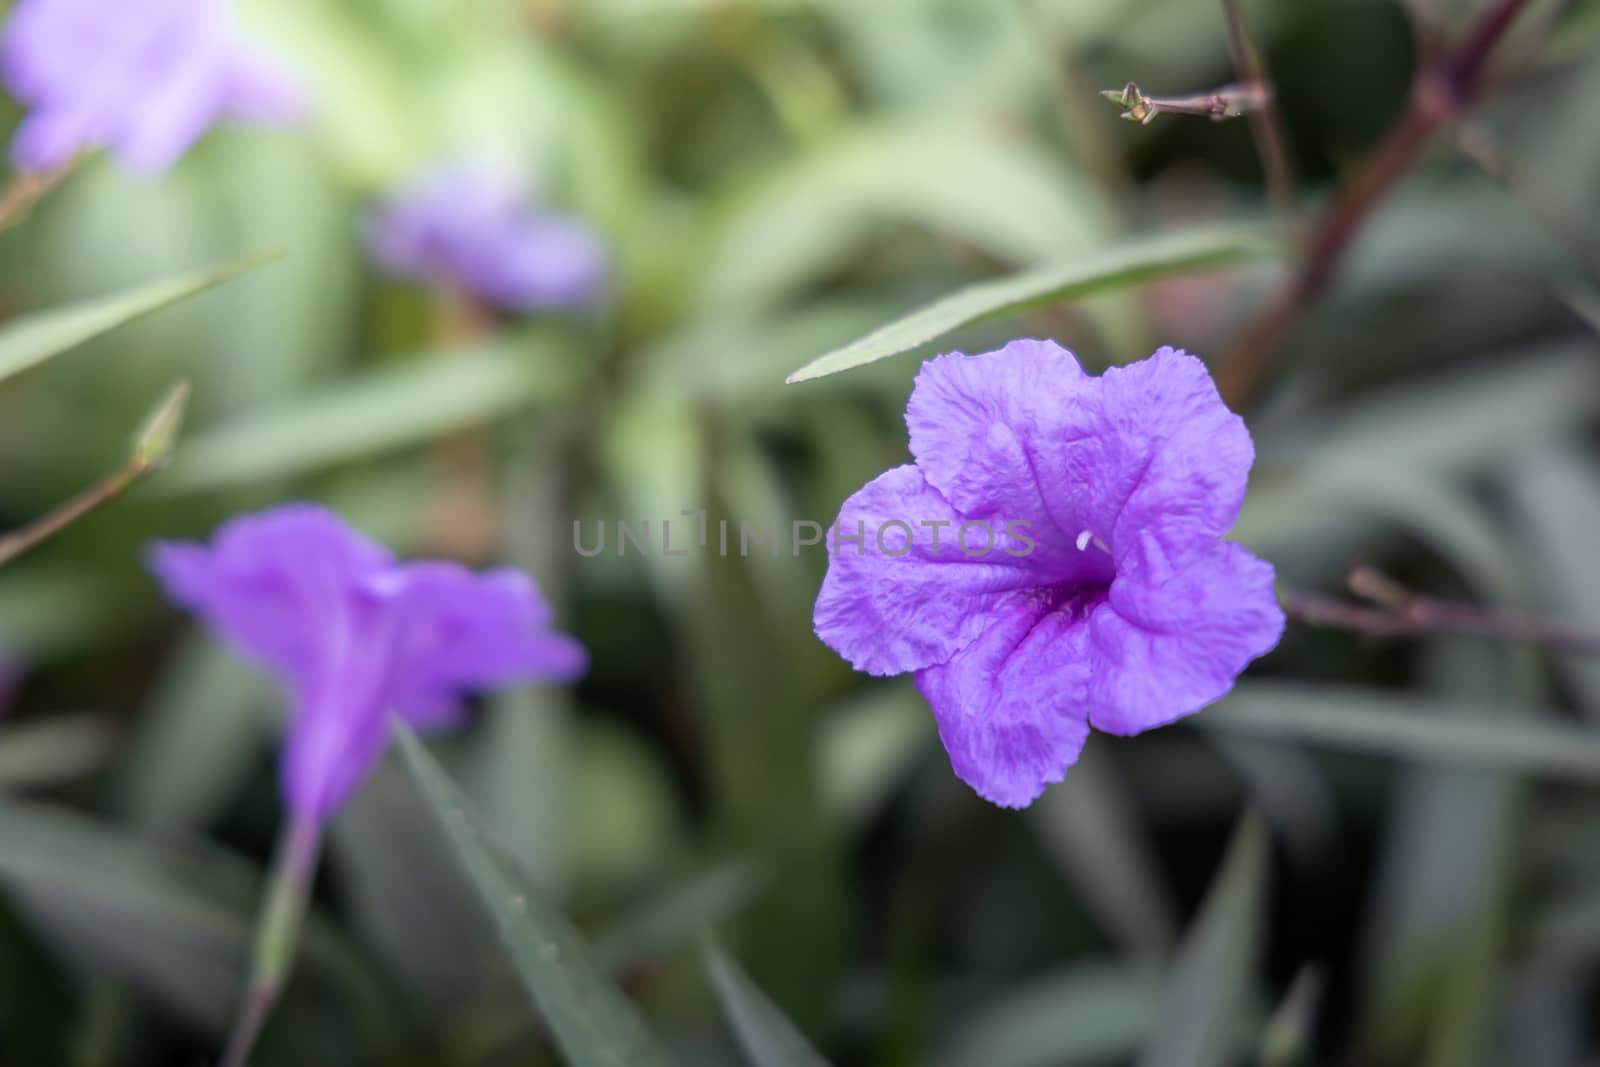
xmin=1 ymin=0 xmax=1599 ymax=1065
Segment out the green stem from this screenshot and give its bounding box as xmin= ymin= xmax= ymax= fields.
xmin=218 ymin=813 xmax=322 ymax=1067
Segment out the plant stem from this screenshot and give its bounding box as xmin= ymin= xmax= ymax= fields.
xmin=218 ymin=814 xmax=323 ymax=1067
xmin=1216 ymin=0 xmax=1537 ymax=407
xmin=0 ymin=381 xmax=189 ymax=568
xmin=0 ymin=465 xmax=143 ymax=568
xmin=1280 ymin=567 xmax=1600 ymax=658
xmin=0 ymin=161 xmax=71 ymax=232
xmin=1220 ymin=0 xmax=1298 ymax=226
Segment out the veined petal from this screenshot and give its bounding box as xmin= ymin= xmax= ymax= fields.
xmin=1087 ymin=536 xmax=1283 ymax=736
xmin=905 ymin=340 xmax=1098 ymax=570
xmin=370 ymin=561 xmax=588 ymax=723
xmin=1058 ymin=347 xmax=1254 ymax=564
xmin=915 ymin=594 xmax=1094 ymax=808
xmin=147 ymin=503 xmax=393 ymax=688
xmin=814 ymin=464 xmax=1045 ymax=676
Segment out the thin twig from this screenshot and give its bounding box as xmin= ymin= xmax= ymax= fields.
xmin=1100 ymin=80 xmax=1272 ymax=125
xmin=0 ymin=382 xmax=189 ymax=568
xmin=1220 ymin=0 xmax=1298 ymax=225
xmin=0 ymin=162 xmax=72 ymax=232
xmin=1214 ymin=0 xmax=1538 ymax=408
xmin=218 ymin=814 xmax=322 ymax=1067
xmin=1281 ymin=566 xmax=1600 ymax=658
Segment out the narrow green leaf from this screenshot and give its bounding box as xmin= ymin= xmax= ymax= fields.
xmin=1031 ymin=745 xmax=1177 ymax=959
xmin=929 ymin=963 xmax=1163 ymax=1067
xmin=1137 ymin=810 xmax=1269 ymax=1067
xmin=0 ymin=795 xmax=252 ymax=1028
xmin=0 ymin=714 xmax=116 ymax=789
xmin=703 ymin=940 xmax=832 ymax=1067
xmin=784 ymin=225 xmax=1276 ymax=383
xmin=1205 ymin=683 xmax=1600 ymax=781
xmin=163 ymin=345 xmax=574 ymax=493
xmin=116 ymin=636 xmax=275 ymax=831
xmin=0 ymin=255 xmax=271 ymax=385
xmin=591 ymin=862 xmax=765 ymax=973
xmin=391 ymin=721 xmax=674 ymax=1067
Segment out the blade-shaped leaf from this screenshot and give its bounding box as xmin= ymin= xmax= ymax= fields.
xmin=929 ymin=962 xmax=1163 ymax=1067
xmin=592 ymin=862 xmax=765 ymax=972
xmin=785 ymin=225 xmax=1276 ymax=383
xmin=391 ymin=721 xmax=674 ymax=1067
xmin=1137 ymin=810 xmax=1269 ymax=1067
xmin=1031 ymin=745 xmax=1177 ymax=959
xmin=0 ymin=795 xmax=252 ymax=1028
xmin=1205 ymin=682 xmax=1600 ymax=780
xmin=0 ymin=255 xmax=270 ymax=384
xmin=163 ymin=344 xmax=575 ymax=493
xmin=0 ymin=714 xmax=116 ymax=790
xmin=703 ymin=939 xmax=832 ymax=1067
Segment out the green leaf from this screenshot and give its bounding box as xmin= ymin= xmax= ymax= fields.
xmin=162 ymin=344 xmax=575 ymax=493
xmin=1030 ymin=745 xmax=1177 ymax=959
xmin=391 ymin=721 xmax=674 ymax=1067
xmin=116 ymin=636 xmax=275 ymax=832
xmin=784 ymin=225 xmax=1276 ymax=383
xmin=1137 ymin=810 xmax=1269 ymax=1067
xmin=0 ymin=714 xmax=116 ymax=790
xmin=0 ymin=795 xmax=252 ymax=1028
xmin=0 ymin=256 xmax=270 ymax=385
xmin=704 ymin=119 xmax=1104 ymax=314
xmin=1205 ymin=682 xmax=1600 ymax=780
xmin=591 ymin=862 xmax=766 ymax=973
xmin=929 ymin=963 xmax=1163 ymax=1067
xmin=703 ymin=939 xmax=832 ymax=1067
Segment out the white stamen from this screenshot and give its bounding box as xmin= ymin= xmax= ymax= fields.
xmin=1076 ymin=529 xmax=1093 ymax=551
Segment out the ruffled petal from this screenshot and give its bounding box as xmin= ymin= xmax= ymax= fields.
xmin=1057 ymin=347 xmax=1254 ymax=564
xmin=146 ymin=503 xmax=393 ymax=688
xmin=915 ymin=593 xmax=1094 ymax=808
xmin=369 ymin=561 xmax=588 ymax=721
xmin=814 ymin=464 xmax=1046 ymax=676
xmin=467 ymin=217 xmax=609 ymax=311
xmin=905 ymin=340 xmax=1104 ymax=572
xmin=1086 ymin=535 xmax=1283 ymax=736
xmin=223 ymin=44 xmax=307 ymax=123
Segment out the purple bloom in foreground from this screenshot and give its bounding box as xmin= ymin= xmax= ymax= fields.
xmin=814 ymin=341 xmax=1284 ymax=809
xmin=365 ymin=163 xmax=608 ymax=313
xmin=2 ymin=0 xmax=306 ymax=174
xmin=149 ymin=504 xmax=586 ymax=819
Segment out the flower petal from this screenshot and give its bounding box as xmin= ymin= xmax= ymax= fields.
xmin=814 ymin=464 xmax=1045 ymax=676
xmin=915 ymin=594 xmax=1094 ymax=808
xmin=1086 ymin=535 xmax=1283 ymax=736
xmin=370 ymin=562 xmax=588 ymax=721
xmin=905 ymin=340 xmax=1101 ymax=564
xmin=467 ymin=217 xmax=609 ymax=311
xmin=147 ymin=503 xmax=393 ymax=687
xmin=223 ymin=44 xmax=307 ymax=123
xmin=1059 ymin=347 xmax=1254 ymax=563
xmin=110 ymin=57 xmax=225 ymax=174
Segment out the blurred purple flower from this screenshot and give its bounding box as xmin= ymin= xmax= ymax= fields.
xmin=365 ymin=162 xmax=608 ymax=313
xmin=814 ymin=341 xmax=1284 ymax=809
xmin=2 ymin=0 xmax=306 ymax=174
xmin=148 ymin=504 xmax=586 ymax=820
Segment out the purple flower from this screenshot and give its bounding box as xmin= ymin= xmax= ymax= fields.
xmin=148 ymin=504 xmax=586 ymax=819
xmin=813 ymin=341 xmax=1284 ymax=809
xmin=365 ymin=162 xmax=608 ymax=313
xmin=2 ymin=0 xmax=306 ymax=174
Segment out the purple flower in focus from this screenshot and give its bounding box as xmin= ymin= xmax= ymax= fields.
xmin=365 ymin=162 xmax=608 ymax=313
xmin=814 ymin=341 xmax=1284 ymax=809
xmin=2 ymin=0 xmax=306 ymax=174
xmin=148 ymin=504 xmax=586 ymax=820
